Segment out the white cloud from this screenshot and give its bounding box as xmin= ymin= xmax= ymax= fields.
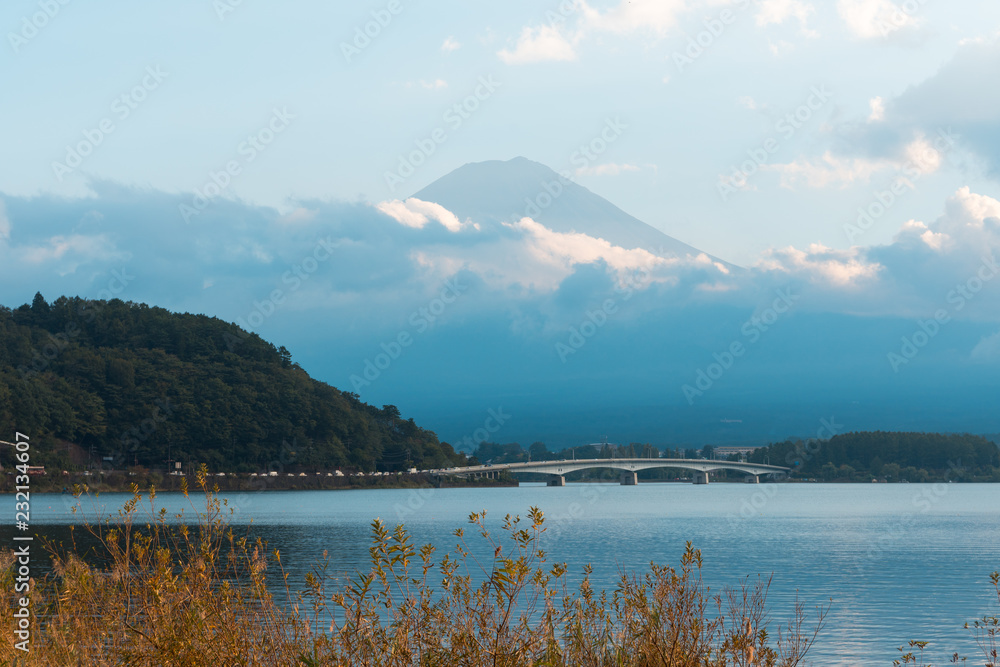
xmin=738 ymin=96 xmax=757 ymax=110
xmin=868 ymin=96 xmax=885 ymax=122
xmin=511 ymin=216 xmax=664 ymax=275
xmin=757 ymin=243 xmax=881 ymax=286
xmin=765 ymin=134 xmax=948 ymax=189
xmin=395 ymin=209 xmax=726 ymax=295
xmin=754 ymin=187 xmax=1000 ymax=319
xmin=765 ymin=151 xmax=890 ymax=188
xmin=21 ymin=234 xmax=120 ymax=275
xmin=376 ymin=198 xmax=467 ymax=232
xmin=498 ymin=0 xmax=691 ymax=65
xmin=755 ymin=0 xmax=817 ymax=35
xmin=894 ymin=220 xmax=949 ymax=251
xmin=279 ymin=207 xmax=318 ymax=225
xmin=837 ymin=0 xmax=922 ymax=39
xmin=937 ymin=186 xmax=1000 ymax=236
xmin=575 ymin=162 xmax=640 ymax=176
xmin=498 ymin=24 xmax=577 ymax=64
xmin=441 ymin=36 xmax=461 ymax=52
xmin=579 ymin=0 xmax=687 ymax=36
xmin=901 ymin=134 xmax=945 ymax=174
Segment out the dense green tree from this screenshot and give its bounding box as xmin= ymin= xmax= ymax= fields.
xmin=748 ymin=431 xmax=999 ymax=480
xmin=528 ymin=442 xmax=548 ymax=461
xmin=0 ymin=297 xmax=465 ymax=473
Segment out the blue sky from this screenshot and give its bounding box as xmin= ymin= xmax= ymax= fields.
xmin=3 ymin=0 xmax=999 ymax=264
xmin=4 ymin=1 xmax=1000 ymax=444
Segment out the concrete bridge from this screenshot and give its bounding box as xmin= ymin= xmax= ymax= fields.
xmin=429 ymin=458 xmax=789 ymax=485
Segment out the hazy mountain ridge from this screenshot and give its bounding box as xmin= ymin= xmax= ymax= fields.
xmin=413 ymin=157 xmax=732 ymax=266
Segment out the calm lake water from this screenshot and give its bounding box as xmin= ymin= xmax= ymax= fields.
xmin=15 ymin=482 xmax=1000 ymax=665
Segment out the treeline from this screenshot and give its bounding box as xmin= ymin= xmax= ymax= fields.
xmin=746 ymin=431 xmax=1000 ymax=482
xmin=473 ymin=433 xmax=1000 ymax=483
xmin=469 ymin=441 xmax=674 ymax=465
xmin=0 ymin=294 xmax=465 ymax=473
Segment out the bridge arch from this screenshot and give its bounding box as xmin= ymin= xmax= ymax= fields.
xmin=432 ymin=457 xmax=790 ymax=485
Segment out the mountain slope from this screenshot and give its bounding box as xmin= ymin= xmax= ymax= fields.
xmin=413 ymin=157 xmax=730 ymax=265
xmin=0 ymin=294 xmax=465 ymax=472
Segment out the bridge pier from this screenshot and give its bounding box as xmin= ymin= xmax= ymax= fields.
xmin=693 ymin=471 xmax=709 ymax=485
xmin=744 ymin=475 xmax=759 ymax=484
xmin=547 ymin=475 xmax=565 ymax=487
xmin=620 ymin=471 xmax=638 ymax=485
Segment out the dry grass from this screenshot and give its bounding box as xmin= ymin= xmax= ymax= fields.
xmin=29 ymin=463 xmax=1000 ymax=665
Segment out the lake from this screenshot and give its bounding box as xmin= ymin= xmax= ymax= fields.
xmin=15 ymin=482 xmax=1000 ymax=665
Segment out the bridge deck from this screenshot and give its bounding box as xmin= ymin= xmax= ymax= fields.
xmin=423 ymin=457 xmax=788 ymax=480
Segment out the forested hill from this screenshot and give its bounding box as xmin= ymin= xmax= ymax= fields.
xmin=0 ymin=294 xmax=465 ymax=473
xmin=747 ymin=431 xmax=1000 ymax=481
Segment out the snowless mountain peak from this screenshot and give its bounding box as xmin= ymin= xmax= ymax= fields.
xmin=413 ymin=157 xmax=726 ymax=264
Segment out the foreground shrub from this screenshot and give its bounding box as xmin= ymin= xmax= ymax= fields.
xmin=2 ymin=466 xmax=985 ymax=665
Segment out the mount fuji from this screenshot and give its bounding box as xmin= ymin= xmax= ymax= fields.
xmin=413 ymin=157 xmax=731 ymax=267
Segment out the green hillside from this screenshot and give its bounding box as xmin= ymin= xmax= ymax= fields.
xmin=0 ymin=294 xmax=465 ymax=473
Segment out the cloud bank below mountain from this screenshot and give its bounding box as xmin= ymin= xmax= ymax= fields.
xmin=3 ymin=165 xmax=1000 ymax=446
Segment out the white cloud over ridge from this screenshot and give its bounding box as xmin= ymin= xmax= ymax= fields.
xmin=4 ymin=183 xmax=1000 ymax=355
xmin=376 ymin=197 xmax=469 ymax=232
xmin=757 ymin=243 xmax=880 ymax=286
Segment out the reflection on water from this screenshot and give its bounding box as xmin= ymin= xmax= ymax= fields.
xmin=9 ymin=483 xmax=1000 ymax=665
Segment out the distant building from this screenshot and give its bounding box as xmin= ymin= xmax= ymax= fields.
xmin=713 ymin=446 xmax=759 ymax=458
